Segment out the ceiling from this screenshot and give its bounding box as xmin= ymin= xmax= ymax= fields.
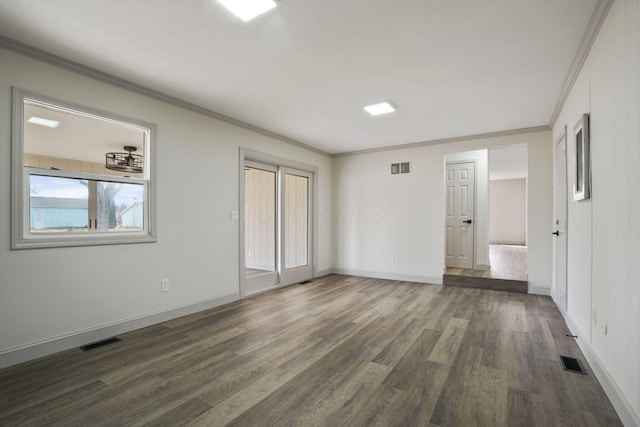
xmin=0 ymin=0 xmax=598 ymax=155
xmin=24 ymin=104 xmax=146 ymax=164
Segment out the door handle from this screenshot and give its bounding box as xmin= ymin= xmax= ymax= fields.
xmin=462 ymin=219 xmax=472 ymax=224
xmin=552 ymin=231 xmax=559 ymax=236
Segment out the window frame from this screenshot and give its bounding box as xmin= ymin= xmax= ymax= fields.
xmin=11 ymin=87 xmax=157 ymax=249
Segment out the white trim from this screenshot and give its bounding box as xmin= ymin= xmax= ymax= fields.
xmin=0 ymin=37 xmax=551 ymax=159
xmin=332 ymin=268 xmax=442 ymax=285
xmin=0 ymin=36 xmax=331 ymax=158
xmin=334 ymin=126 xmax=550 ymax=158
xmin=245 ymin=263 xmax=276 ymax=271
xmin=563 ymin=312 xmax=640 ymax=427
xmin=0 ymin=292 xmax=240 ymax=370
xmin=315 ymin=268 xmax=334 ymax=277
xmin=11 ymin=87 xmax=157 ymax=249
xmin=242 ymin=284 xmax=283 ymax=298
xmin=527 ymin=285 xmax=551 ymax=296
xmin=490 ymin=240 xmax=526 ymax=246
xmin=549 ymin=0 xmax=615 ymax=126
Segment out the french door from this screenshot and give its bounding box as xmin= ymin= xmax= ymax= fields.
xmin=241 ymin=158 xmax=314 ymax=296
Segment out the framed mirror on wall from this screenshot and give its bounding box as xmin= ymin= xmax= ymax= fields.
xmin=573 ymin=113 xmax=590 ymax=201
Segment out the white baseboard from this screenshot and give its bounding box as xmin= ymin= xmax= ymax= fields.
xmin=315 ymin=268 xmax=334 ymax=278
xmin=563 ymin=312 xmax=640 ymax=427
xmin=245 ymin=263 xmax=275 ymax=271
xmin=332 ymin=268 xmax=442 ymax=285
xmin=490 ymin=241 xmax=526 ymax=246
xmin=0 ymin=292 xmax=240 ymax=370
xmin=527 ymin=285 xmax=551 ymax=296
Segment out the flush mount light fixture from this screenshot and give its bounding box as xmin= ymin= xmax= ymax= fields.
xmin=217 ymin=0 xmax=277 ymax=22
xmin=364 ymin=101 xmax=396 ymax=116
xmin=27 ymin=116 xmax=60 ymax=128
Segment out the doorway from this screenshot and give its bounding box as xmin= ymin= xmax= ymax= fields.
xmin=240 ymin=151 xmax=315 ymax=297
xmin=444 ymin=147 xmax=528 ymax=284
xmin=487 ymin=145 xmax=528 ymax=281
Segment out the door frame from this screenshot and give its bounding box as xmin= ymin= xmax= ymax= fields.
xmin=239 ymin=148 xmax=318 ymax=297
xmin=444 ymin=160 xmax=477 ymax=270
xmin=552 ymin=127 xmax=569 ymax=312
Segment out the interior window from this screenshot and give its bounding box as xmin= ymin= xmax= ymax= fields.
xmin=12 ymin=88 xmax=156 ymax=248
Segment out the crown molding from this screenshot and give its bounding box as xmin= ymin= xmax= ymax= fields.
xmin=549 ymin=0 xmax=615 ymax=126
xmin=0 ymin=36 xmax=331 ymax=158
xmin=332 ymin=125 xmax=551 ymax=158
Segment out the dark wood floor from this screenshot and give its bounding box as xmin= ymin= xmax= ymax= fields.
xmin=0 ymin=275 xmax=621 ymax=426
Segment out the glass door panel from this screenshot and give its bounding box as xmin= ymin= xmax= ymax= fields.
xmin=242 ymin=162 xmax=278 ymax=295
xmin=284 ymin=173 xmax=309 ymax=269
xmin=280 ymin=168 xmax=313 ymax=285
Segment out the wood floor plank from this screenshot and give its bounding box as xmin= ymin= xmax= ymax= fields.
xmin=428 ymin=317 xmax=469 ymax=364
xmin=0 ymin=275 xmax=623 ymax=426
xmin=430 ymin=344 xmax=509 ymax=426
xmin=136 ymin=398 xmax=212 ymax=427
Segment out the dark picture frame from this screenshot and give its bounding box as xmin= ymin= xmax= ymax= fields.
xmin=573 ymin=113 xmax=590 ymax=201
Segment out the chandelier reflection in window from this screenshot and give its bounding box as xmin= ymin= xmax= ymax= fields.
xmin=105 ymin=146 xmax=143 ymax=174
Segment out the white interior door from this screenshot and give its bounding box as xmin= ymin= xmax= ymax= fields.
xmin=280 ymin=168 xmax=313 ymax=285
xmin=445 ymin=162 xmax=475 ymax=269
xmin=553 ymin=130 xmax=568 ymax=312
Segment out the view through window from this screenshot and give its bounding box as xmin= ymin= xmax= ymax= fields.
xmin=12 ymin=88 xmax=156 ymax=248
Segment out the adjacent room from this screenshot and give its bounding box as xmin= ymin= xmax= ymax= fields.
xmin=0 ymin=0 xmax=638 ymax=426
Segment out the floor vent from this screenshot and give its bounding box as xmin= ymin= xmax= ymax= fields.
xmin=80 ymin=337 xmax=122 ymax=352
xmin=298 ymin=280 xmax=313 ymax=285
xmin=559 ymin=355 xmax=587 ymax=375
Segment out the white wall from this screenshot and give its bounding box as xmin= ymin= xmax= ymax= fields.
xmin=445 ymin=149 xmax=490 ymax=269
xmin=490 ymin=178 xmax=527 ymax=245
xmin=0 ymin=47 xmax=333 ymax=368
xmin=333 ymin=130 xmax=552 ymax=292
xmin=551 ymin=0 xmax=640 ymax=424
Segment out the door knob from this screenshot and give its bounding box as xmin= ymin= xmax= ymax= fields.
xmin=552 ymin=231 xmax=559 ymax=236
xmin=462 ymin=219 xmax=472 ymax=224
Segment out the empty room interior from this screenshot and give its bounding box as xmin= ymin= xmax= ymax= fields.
xmin=0 ymin=0 xmax=638 ymax=426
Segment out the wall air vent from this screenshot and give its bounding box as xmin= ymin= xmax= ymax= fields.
xmin=391 ymin=162 xmax=411 ymax=175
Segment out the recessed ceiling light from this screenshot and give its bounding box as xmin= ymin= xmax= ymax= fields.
xmin=27 ymin=116 xmax=60 ymax=128
xmin=217 ymin=0 xmax=277 ymax=22
xmin=364 ymin=102 xmax=396 ymax=116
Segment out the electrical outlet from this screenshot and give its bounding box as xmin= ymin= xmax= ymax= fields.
xmin=389 ymin=255 xmax=396 ymax=263
xmin=161 ymin=279 xmax=170 ymax=292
